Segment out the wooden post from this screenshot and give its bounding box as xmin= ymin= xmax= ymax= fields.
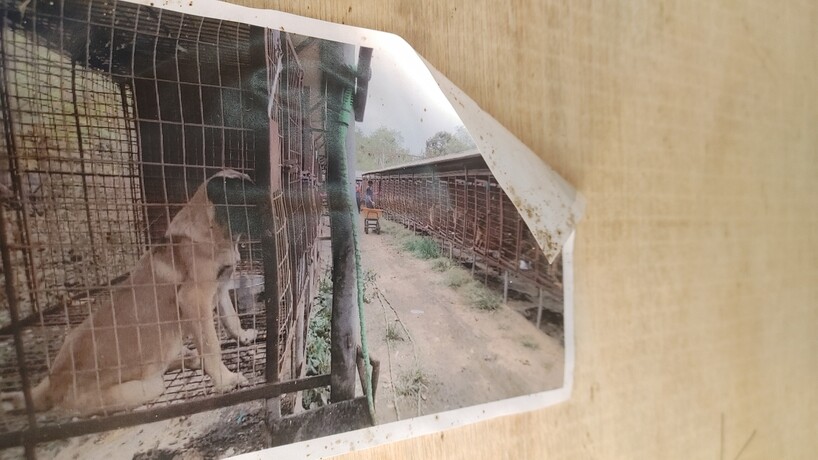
xmin=483 ymin=176 xmax=490 ymax=286
xmin=253 ymin=28 xmax=284 ymax=441
xmin=536 ymin=288 xmax=544 ymax=329
xmin=323 ymin=40 xmax=359 ymax=403
xmin=261 ymin=195 xmax=283 ymax=438
xmin=503 ymin=270 xmax=509 ymax=304
xmin=293 ymin=83 xmax=314 ymax=382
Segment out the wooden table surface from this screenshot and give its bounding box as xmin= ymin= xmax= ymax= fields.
xmin=230 ymin=1 xmax=818 ymax=459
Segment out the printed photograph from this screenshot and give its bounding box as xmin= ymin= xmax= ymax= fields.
xmin=0 ymin=0 xmax=567 ymax=457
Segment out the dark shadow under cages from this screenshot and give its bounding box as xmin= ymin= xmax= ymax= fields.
xmin=0 ymin=0 xmax=326 ymax=451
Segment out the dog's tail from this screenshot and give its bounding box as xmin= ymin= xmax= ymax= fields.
xmin=1 ymin=377 xmax=54 ymax=413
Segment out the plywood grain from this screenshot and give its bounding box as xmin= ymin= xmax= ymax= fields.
xmin=228 ymin=1 xmax=818 ymax=458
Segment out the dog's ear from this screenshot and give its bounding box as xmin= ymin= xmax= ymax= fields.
xmin=207 ymin=175 xmax=267 ymax=241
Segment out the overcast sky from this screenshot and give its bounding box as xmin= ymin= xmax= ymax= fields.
xmin=357 ymin=47 xmax=466 ymax=156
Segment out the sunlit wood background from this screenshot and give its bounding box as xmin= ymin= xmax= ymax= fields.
xmin=230 ymin=1 xmax=818 ymax=458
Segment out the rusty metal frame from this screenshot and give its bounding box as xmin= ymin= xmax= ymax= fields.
xmin=0 ymin=374 xmax=330 ymax=449
xmin=365 ymin=156 xmax=564 ymax=293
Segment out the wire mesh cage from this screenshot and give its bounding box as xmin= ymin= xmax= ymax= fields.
xmin=0 ymin=0 xmax=326 ymax=452
xmin=365 ymin=153 xmax=564 ymax=305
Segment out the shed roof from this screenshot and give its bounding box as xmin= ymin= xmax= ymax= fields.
xmin=361 ymin=149 xmax=483 ymax=176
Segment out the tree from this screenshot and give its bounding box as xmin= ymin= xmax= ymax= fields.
xmin=355 ymin=126 xmax=414 ymax=171
xmin=423 ymin=126 xmax=476 ymax=158
xmin=454 ymin=126 xmax=476 ymax=149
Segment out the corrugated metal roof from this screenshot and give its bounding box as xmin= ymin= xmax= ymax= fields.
xmin=361 ymin=149 xmax=482 ymax=175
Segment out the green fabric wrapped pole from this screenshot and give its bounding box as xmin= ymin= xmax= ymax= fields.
xmin=337 ymin=86 xmax=376 ymax=424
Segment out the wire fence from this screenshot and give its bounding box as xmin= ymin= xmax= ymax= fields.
xmin=0 ymin=0 xmax=325 ymax=453
xmin=364 ymin=156 xmax=564 ymax=305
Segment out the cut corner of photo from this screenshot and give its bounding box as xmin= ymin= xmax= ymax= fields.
xmin=0 ymin=0 xmax=582 ymax=458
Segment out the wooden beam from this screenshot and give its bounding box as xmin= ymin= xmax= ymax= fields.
xmin=0 ymin=375 xmax=331 ymax=449
xmin=267 ymin=397 xmax=373 ymax=448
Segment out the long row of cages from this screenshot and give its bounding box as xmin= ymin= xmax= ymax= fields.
xmin=364 ymin=157 xmax=564 ymax=302
xmin=0 ymin=0 xmax=327 ymax=453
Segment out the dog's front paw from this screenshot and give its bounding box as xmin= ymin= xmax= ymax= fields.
xmin=212 ymin=371 xmax=248 ymax=393
xmin=238 ymin=328 xmax=258 ymax=345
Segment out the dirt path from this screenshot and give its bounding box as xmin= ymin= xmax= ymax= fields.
xmin=359 ymin=220 xmax=563 ymax=423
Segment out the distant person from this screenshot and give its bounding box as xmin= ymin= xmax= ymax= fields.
xmin=365 ymin=180 xmax=375 ymax=208
xmin=355 ymin=181 xmax=362 ymax=212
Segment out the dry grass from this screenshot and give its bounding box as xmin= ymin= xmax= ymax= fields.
xmin=396 ymin=368 xmax=431 ymax=399
xmin=385 ymin=322 xmax=404 ymax=342
xmin=402 ymin=236 xmax=440 ymax=259
xmin=431 ymin=258 xmax=454 ymax=272
xmin=463 ymin=282 xmax=502 ymax=311
xmin=444 ymin=268 xmax=471 ymax=288
xmin=521 ymin=338 xmax=540 ymax=350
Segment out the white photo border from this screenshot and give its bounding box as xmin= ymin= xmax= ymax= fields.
xmin=66 ymin=0 xmax=582 ymax=456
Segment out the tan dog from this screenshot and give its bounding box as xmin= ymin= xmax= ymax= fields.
xmin=473 ymin=226 xmax=485 ymax=250
xmin=2 ymin=170 xmax=266 ymax=415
